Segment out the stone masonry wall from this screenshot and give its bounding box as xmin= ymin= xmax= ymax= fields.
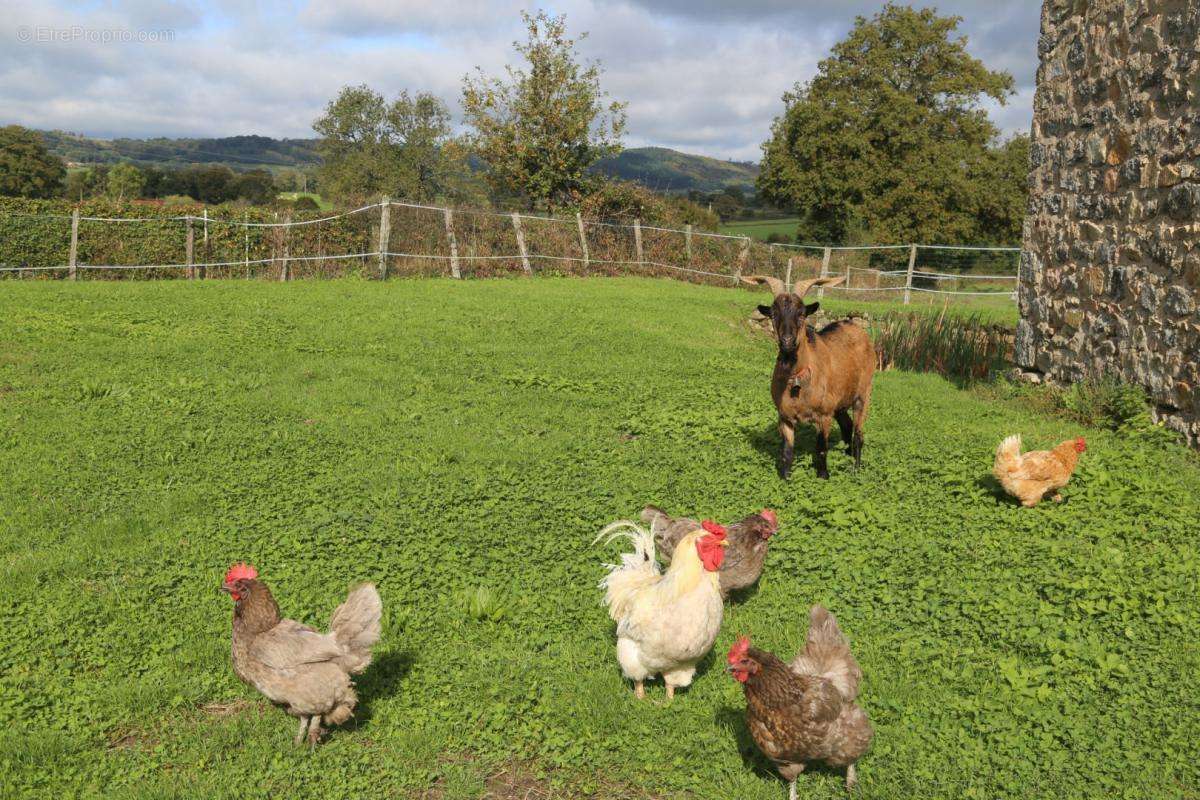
xmin=1017 ymin=0 xmax=1200 ymax=445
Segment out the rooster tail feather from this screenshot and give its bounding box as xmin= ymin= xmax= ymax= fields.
xmin=993 ymin=434 xmax=1023 ymax=478
xmin=329 ymin=583 xmax=382 ymax=674
xmin=791 ymin=605 xmax=862 ymax=701
xmin=594 ymin=520 xmax=660 ymax=621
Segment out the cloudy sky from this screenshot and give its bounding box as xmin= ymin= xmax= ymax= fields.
xmin=3 ymin=1 xmax=1041 ymax=162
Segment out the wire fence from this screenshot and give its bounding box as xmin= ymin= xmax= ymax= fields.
xmin=0 ymin=199 xmax=1020 ymax=306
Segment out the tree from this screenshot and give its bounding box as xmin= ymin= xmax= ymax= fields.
xmin=65 ymin=167 xmax=104 ymax=201
xmin=0 ymin=125 xmax=65 ymax=198
xmin=757 ymin=4 xmax=1019 ymax=245
xmin=313 ymin=85 xmax=469 ymax=203
xmin=106 ymin=162 xmax=145 ymax=201
xmin=461 ymin=11 xmax=626 ymax=211
xmin=235 ymin=169 xmax=276 ymax=205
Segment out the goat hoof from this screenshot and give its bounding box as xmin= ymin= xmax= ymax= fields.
xmin=816 ymin=469 xmax=830 ymax=480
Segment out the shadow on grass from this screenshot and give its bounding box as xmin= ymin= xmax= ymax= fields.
xmin=715 ymin=706 xmax=777 ymax=781
xmin=351 ymin=649 xmax=415 ymax=728
xmin=975 ymin=474 xmax=1015 ymax=505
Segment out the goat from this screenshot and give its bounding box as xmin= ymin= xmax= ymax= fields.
xmin=742 ymin=274 xmax=875 ymax=479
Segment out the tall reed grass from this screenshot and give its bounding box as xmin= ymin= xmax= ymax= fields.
xmin=869 ymin=308 xmax=1011 ymax=383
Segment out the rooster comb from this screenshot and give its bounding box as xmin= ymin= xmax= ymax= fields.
xmin=759 ymin=509 xmax=778 ymax=530
xmin=224 ymin=562 xmax=258 ymax=584
xmin=701 ymin=520 xmax=727 ymax=538
xmin=727 ymin=635 xmax=751 ymax=663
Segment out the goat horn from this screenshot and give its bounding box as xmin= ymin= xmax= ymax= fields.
xmin=791 ymin=275 xmax=846 ymax=297
xmin=739 ymin=275 xmax=787 ymax=296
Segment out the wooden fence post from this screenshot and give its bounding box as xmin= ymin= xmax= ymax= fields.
xmin=443 ymin=207 xmax=461 ymax=279
xmin=278 ymin=213 xmax=291 ymax=282
xmin=201 ymin=208 xmax=209 ymax=279
xmin=735 ymin=236 xmax=750 ymax=282
xmin=845 ymin=255 xmax=852 ymax=289
xmin=243 ymin=211 xmax=250 ymax=279
xmin=68 ymin=208 xmax=79 ymax=280
xmin=576 ymin=212 xmax=589 ymax=273
xmin=785 ymin=257 xmax=793 ymax=293
xmin=185 ymin=217 xmax=195 ymax=280
xmin=685 ymin=223 xmax=693 ymax=263
xmin=903 ymin=243 xmax=918 ymax=305
xmin=511 ymin=212 xmax=531 ymax=274
xmin=633 ymin=218 xmax=644 ymax=263
xmin=817 ymin=246 xmax=831 ymax=298
xmin=378 ymin=197 xmax=391 ymax=279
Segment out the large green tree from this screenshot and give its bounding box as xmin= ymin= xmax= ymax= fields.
xmin=0 ymin=125 xmax=66 ymax=199
xmin=758 ymin=4 xmax=1022 ymax=245
xmin=106 ymin=162 xmax=145 ymax=201
xmin=461 ymin=11 xmax=626 ymax=211
xmin=313 ymin=85 xmax=470 ymax=203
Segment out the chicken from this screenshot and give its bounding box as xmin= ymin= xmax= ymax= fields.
xmin=220 ymin=563 xmax=383 ymax=746
xmin=641 ymin=505 xmax=779 ymax=598
xmin=992 ymin=434 xmax=1086 ymax=507
xmin=728 ymin=606 xmax=873 ymax=796
xmin=595 ymin=518 xmax=728 ymax=701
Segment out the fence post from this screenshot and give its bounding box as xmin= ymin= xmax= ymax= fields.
xmin=817 ymin=246 xmax=831 ymax=298
xmin=785 ymin=257 xmax=793 ymax=293
xmin=575 ymin=212 xmax=589 ymax=273
xmin=633 ymin=218 xmax=644 ymax=263
xmin=201 ymin=208 xmax=209 ymax=279
xmin=735 ymin=236 xmax=750 ymax=282
xmin=243 ymin=211 xmax=250 ymax=279
xmin=68 ymin=208 xmax=80 ymax=280
xmin=378 ymin=197 xmax=391 ymax=280
xmin=903 ymin=243 xmax=917 ymax=305
xmin=443 ymin=207 xmax=461 ymax=279
xmin=185 ymin=217 xmax=195 ymax=280
xmin=845 ymin=255 xmax=852 ymax=289
xmin=685 ymin=223 xmax=693 ymax=263
xmin=510 ymin=212 xmax=532 ymax=274
xmin=279 ymin=213 xmax=291 ymax=282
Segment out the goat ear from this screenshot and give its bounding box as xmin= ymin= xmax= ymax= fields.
xmin=757 ymin=304 xmax=773 ymax=317
xmin=805 ymin=302 xmax=820 ymax=315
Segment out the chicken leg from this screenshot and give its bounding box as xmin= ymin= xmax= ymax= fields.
xmin=788 ymin=779 xmax=797 ymax=800
xmin=846 ymin=763 xmax=858 ymax=791
xmin=665 ymin=684 xmax=675 ymax=702
xmin=634 ymin=680 xmax=645 ymax=700
xmin=306 ymin=717 xmax=323 ymax=748
xmin=294 ymin=716 xmax=310 ymax=746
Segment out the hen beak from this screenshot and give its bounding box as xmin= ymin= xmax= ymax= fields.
xmin=220 ymin=583 xmax=233 ymax=594
xmin=717 ymin=539 xmax=729 ymax=547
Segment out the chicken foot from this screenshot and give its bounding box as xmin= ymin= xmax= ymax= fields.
xmin=845 ymin=763 xmax=858 ymax=791
xmin=306 ymin=717 xmax=323 ymax=748
xmin=634 ymin=680 xmax=645 ymax=700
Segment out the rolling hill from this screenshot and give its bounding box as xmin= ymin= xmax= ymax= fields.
xmin=36 ymin=130 xmax=757 ymax=193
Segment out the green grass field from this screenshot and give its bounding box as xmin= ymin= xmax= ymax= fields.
xmin=277 ymin=192 xmax=333 ymax=210
xmin=718 ymin=217 xmax=801 ymax=241
xmin=2 ymin=278 xmax=1197 ymax=799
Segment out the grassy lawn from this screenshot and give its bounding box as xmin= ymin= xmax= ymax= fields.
xmin=1 ymin=277 xmax=1196 ymax=799
xmin=719 ymin=217 xmax=801 ymax=241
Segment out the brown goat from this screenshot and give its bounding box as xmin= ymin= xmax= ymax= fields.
xmin=743 ymin=274 xmax=875 ymax=479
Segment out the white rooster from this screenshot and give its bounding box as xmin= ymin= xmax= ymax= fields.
xmin=595 ymin=517 xmax=728 ymax=701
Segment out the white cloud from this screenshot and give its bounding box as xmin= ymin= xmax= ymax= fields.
xmin=0 ymin=0 xmax=1039 ymax=160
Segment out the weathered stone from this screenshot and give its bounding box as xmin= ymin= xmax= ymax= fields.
xmin=1022 ymin=0 xmax=1200 ymax=447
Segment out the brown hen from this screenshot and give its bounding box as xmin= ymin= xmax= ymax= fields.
xmin=728 ymin=606 xmax=873 ymax=796
xmin=221 ymin=563 xmax=382 ymax=746
xmin=641 ymin=505 xmax=778 ymax=598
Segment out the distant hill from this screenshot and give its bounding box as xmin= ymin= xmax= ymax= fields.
xmin=593 ymin=146 xmax=757 ymax=193
xmin=38 ymin=131 xmax=320 ymax=171
xmin=37 ymin=130 xmax=757 ymax=192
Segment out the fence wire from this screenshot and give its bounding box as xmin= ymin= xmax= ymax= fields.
xmin=0 ymin=200 xmax=1019 ymax=305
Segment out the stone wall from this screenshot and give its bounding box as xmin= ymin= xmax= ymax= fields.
xmin=1017 ymin=0 xmax=1200 ymax=445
